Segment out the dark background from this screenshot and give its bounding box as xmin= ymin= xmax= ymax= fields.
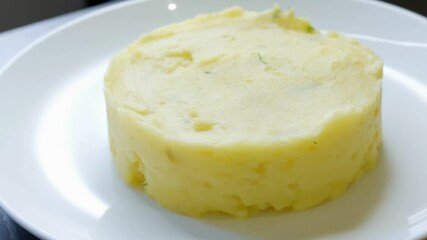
xmin=0 ymin=1 xmax=426 ymax=240
xmin=0 ymin=0 xmax=109 ymax=32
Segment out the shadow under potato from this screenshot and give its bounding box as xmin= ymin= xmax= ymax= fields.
xmin=96 ymin=146 xmax=389 ymax=240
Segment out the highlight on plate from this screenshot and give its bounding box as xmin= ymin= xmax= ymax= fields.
xmin=104 ymin=5 xmax=383 ymax=217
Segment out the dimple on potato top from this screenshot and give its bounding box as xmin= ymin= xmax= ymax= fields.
xmin=104 ymin=6 xmax=383 ymax=217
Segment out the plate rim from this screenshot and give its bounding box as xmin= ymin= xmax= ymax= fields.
xmin=0 ymin=0 xmax=426 ymax=239
xmin=0 ymin=2 xmax=150 ymax=239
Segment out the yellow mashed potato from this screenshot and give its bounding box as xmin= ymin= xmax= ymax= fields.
xmin=104 ymin=6 xmax=383 ymax=217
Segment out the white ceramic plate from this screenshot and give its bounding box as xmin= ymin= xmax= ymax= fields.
xmin=1 ymin=0 xmax=427 ymax=239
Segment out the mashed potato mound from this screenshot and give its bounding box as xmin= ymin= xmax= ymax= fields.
xmin=104 ymin=6 xmax=383 ymax=217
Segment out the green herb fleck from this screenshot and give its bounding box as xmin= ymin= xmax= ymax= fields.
xmin=306 ymin=25 xmax=316 ymax=33
xmin=314 ymin=141 xmax=317 ymax=144
xmin=204 ymin=71 xmax=211 ymax=74
xmin=272 ymin=8 xmax=281 ymax=19
xmin=143 ymin=182 xmax=148 ymax=186
xmin=257 ymin=53 xmax=267 ymax=65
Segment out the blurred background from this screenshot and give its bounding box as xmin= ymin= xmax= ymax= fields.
xmin=0 ymin=0 xmax=426 ymax=33
xmin=0 ymin=0 xmax=112 ymax=32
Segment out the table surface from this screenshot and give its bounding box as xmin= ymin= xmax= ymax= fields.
xmin=0 ymin=1 xmax=426 ymax=239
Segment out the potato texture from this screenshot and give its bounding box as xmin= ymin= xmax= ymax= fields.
xmin=104 ymin=6 xmax=383 ymax=217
